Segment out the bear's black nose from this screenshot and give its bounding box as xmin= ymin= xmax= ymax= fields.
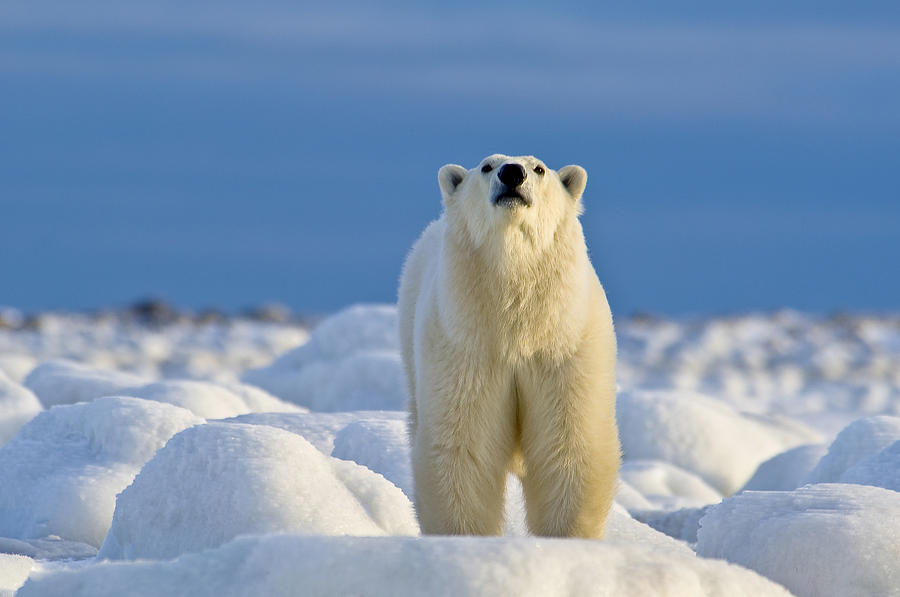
xmin=498 ymin=163 xmax=526 ymax=187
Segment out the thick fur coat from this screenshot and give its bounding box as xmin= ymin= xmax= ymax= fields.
xmin=398 ymin=154 xmax=620 ymax=537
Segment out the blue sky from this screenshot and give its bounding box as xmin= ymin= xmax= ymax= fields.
xmin=1 ymin=1 xmax=898 ymax=315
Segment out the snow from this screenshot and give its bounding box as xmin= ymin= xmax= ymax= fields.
xmin=117 ymin=380 xmax=301 ymax=418
xmin=0 ymin=397 xmax=202 ymax=547
xmin=1 ymin=306 xmax=899 ymax=594
xmin=23 ymin=534 xmax=792 ymax=597
xmin=21 ymin=361 xmax=300 ymax=418
xmin=741 ymin=444 xmax=827 ymax=491
xmin=98 ymin=422 xmax=418 ymax=560
xmin=332 ymin=418 xmax=412 ymax=496
xmin=24 ymin=360 xmax=148 ymax=408
xmin=218 ymin=381 xmax=307 ymax=414
xmin=0 ymin=314 xmax=307 ymax=383
xmin=242 ymin=305 xmax=408 ymax=411
xmin=839 ymin=439 xmax=900 ymax=491
xmin=696 ymin=483 xmax=900 ymax=597
xmin=617 ymin=312 xmax=900 ymax=434
xmin=0 ymin=371 xmax=42 ymax=446
xmin=226 ymin=410 xmax=406 ymax=455
xmin=0 ymin=554 xmax=32 ymax=597
xmin=0 ymin=355 xmax=36 ymax=385
xmin=0 ymin=537 xmax=96 ymax=561
xmin=617 ymin=389 xmax=821 ymax=494
xmin=619 ymin=460 xmax=722 ymax=510
xmin=804 ymin=415 xmax=900 ymax=483
xmin=615 ymin=479 xmax=655 ymax=511
xmin=604 ymin=506 xmax=695 ymax=556
xmin=636 ymin=506 xmax=712 ymax=545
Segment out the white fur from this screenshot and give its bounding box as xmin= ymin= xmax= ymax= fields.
xmin=399 ymin=154 xmax=620 ymax=537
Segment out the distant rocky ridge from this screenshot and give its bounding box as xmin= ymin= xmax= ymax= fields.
xmin=0 ymin=299 xmax=323 ymax=330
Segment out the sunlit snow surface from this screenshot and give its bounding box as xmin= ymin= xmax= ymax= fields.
xmin=0 ymin=305 xmax=899 ymax=596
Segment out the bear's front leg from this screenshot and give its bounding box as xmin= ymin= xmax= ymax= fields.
xmin=411 ymin=349 xmax=517 ymax=535
xmin=517 ymin=345 xmax=621 ymax=538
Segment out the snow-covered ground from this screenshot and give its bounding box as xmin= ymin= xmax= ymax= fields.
xmin=1 ymin=305 xmax=899 ymax=596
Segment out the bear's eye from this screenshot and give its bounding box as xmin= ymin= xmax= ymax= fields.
xmin=481 ymin=164 xmax=493 ymax=174
xmin=534 ymin=165 xmax=545 ymax=175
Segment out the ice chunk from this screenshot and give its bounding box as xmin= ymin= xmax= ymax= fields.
xmin=242 ymin=304 xmax=407 ymax=411
xmin=98 ymin=422 xmax=418 ymax=561
xmin=0 ymin=371 xmax=42 ymax=446
xmin=696 ymin=483 xmax=900 ymax=597
xmin=804 ymin=415 xmax=900 ymax=483
xmin=617 ymin=390 xmax=821 ymax=494
xmin=0 ymin=397 xmax=202 ymax=546
xmin=24 ymin=533 xmax=792 ymax=597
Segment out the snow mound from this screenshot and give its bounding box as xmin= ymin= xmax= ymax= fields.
xmin=619 ymin=460 xmax=722 ymax=510
xmin=741 ymin=444 xmax=827 ymax=491
xmin=696 ymin=483 xmax=900 ymax=597
xmin=604 ymin=505 xmax=695 ymax=556
xmin=332 ymin=418 xmax=412 ymax=496
xmin=839 ymin=440 xmax=900 ymax=491
xmin=218 ymin=381 xmax=307 ymax=414
xmin=617 ymin=390 xmax=821 ymax=494
xmin=242 ymin=304 xmax=407 ymax=411
xmin=0 ymin=354 xmax=36 ymax=384
xmin=637 ymin=506 xmax=712 ymax=545
xmin=0 ymin=371 xmax=42 ymax=446
xmin=804 ymin=415 xmax=900 ymax=483
xmin=24 ymin=360 xmax=149 ymax=408
xmin=23 ymin=360 xmax=303 ymax=419
xmin=98 ymin=422 xmax=418 ymax=561
xmin=0 ymin=554 xmax=33 ymax=597
xmin=226 ymin=411 xmax=406 ymax=454
xmin=119 ymin=380 xmax=301 ymax=419
xmin=615 ymin=480 xmax=654 ymax=511
xmin=0 ymin=397 xmax=202 ymax=546
xmin=25 ymin=534 xmax=792 ymax=597
xmin=269 ymin=304 xmax=399 ymax=363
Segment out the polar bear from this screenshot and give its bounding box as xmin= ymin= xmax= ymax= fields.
xmin=398 ymin=154 xmax=620 ymax=537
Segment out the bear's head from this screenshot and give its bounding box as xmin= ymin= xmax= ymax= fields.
xmin=438 ymin=154 xmax=587 ymax=255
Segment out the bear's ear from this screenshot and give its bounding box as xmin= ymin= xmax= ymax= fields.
xmin=558 ymin=165 xmax=587 ymax=201
xmin=438 ymin=164 xmax=467 ymax=199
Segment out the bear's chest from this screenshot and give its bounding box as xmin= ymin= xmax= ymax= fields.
xmin=438 ymin=226 xmax=592 ymax=362
xmin=442 ymin=272 xmax=589 ymax=363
